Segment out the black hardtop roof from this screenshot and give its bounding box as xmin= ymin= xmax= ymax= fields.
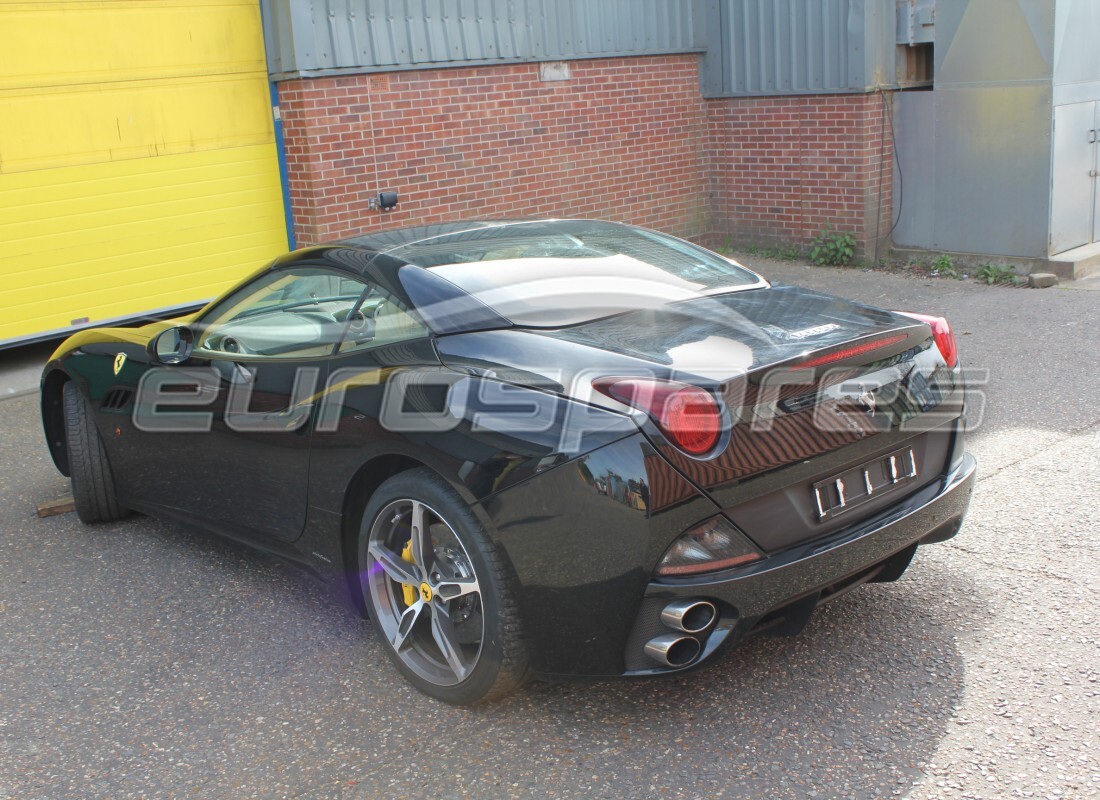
xmin=270 ymin=218 xmax=595 ymax=272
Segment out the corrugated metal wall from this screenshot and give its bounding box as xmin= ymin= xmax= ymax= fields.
xmin=264 ymin=0 xmax=699 ymax=78
xmin=698 ymin=0 xmax=893 ymax=97
xmin=893 ymin=0 xmax=1056 ymax=259
xmin=1053 ymin=0 xmax=1100 ymax=105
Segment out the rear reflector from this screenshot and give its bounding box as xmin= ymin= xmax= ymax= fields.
xmin=593 ymin=378 xmax=721 ymax=456
xmin=656 ymin=516 xmax=762 ymax=576
xmin=896 ymin=312 xmax=958 ymax=368
xmin=798 ymin=333 xmax=909 ymax=369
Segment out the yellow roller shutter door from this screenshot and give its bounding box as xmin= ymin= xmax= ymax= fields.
xmin=0 ymin=0 xmax=288 ymax=345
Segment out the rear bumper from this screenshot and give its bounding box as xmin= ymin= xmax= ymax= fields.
xmin=620 ymin=452 xmax=977 ymax=675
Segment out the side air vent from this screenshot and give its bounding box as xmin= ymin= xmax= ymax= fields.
xmin=102 ymin=388 xmax=134 ymax=411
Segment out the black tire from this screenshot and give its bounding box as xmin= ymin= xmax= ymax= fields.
xmin=63 ymin=381 xmax=128 ymax=524
xmin=355 ymin=468 xmax=529 ymax=705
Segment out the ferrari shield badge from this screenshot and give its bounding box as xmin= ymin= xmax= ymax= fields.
xmin=113 ymin=353 xmax=127 ymax=375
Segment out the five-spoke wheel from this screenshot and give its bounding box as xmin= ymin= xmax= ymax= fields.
xmin=365 ymin=498 xmax=484 ymax=686
xmin=356 ymin=469 xmax=528 ymax=704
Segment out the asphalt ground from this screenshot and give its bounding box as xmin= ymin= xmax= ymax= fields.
xmin=0 ymin=264 xmax=1097 ymax=800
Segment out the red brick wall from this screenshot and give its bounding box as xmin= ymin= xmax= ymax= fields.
xmin=279 ymin=56 xmax=710 ymax=246
xmin=707 ymin=93 xmax=894 ymax=257
xmin=279 ymin=55 xmax=893 ymax=256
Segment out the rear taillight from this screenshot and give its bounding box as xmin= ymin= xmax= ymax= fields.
xmin=593 ymin=378 xmax=722 ymax=456
xmin=897 ymin=312 xmax=958 ymax=368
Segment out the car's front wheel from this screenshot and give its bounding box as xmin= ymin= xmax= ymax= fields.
xmin=62 ymin=381 xmax=129 ymax=524
xmin=356 ymin=468 xmax=529 ymax=705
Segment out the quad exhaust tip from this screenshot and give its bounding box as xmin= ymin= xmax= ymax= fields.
xmin=660 ymin=599 xmax=717 ymax=634
xmin=644 ymin=634 xmax=701 ymax=668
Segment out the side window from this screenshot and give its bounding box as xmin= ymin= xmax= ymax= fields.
xmin=338 ymin=289 xmax=428 ymax=354
xmin=196 ymin=268 xmax=369 ymax=359
xmin=194 ymin=267 xmax=427 ymax=359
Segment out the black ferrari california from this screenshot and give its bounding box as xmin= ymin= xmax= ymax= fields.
xmin=41 ymin=219 xmax=976 ymax=704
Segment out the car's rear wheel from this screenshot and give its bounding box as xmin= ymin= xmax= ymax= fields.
xmin=356 ymin=468 xmax=529 ymax=705
xmin=62 ymin=381 xmax=128 ymax=524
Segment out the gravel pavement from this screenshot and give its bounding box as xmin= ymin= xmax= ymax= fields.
xmin=0 ymin=263 xmax=1097 ymax=800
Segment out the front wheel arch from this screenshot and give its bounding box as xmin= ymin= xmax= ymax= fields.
xmin=62 ymin=380 xmax=128 ymax=524
xmin=41 ymin=369 xmax=71 ymax=476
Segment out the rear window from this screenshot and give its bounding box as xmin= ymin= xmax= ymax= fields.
xmin=386 ymin=220 xmax=764 ymax=327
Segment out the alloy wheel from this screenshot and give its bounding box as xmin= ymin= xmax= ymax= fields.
xmin=365 ymin=499 xmax=484 ymax=687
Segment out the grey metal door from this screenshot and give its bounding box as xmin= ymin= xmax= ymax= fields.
xmin=1094 ymin=104 xmax=1100 ymax=245
xmin=1050 ymin=101 xmax=1099 ymax=255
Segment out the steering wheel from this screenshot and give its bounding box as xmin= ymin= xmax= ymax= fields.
xmin=345 ymin=309 xmax=376 ymax=343
xmin=219 ymin=335 xmax=252 ymax=355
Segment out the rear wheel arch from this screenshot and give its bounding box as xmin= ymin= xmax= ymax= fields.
xmin=339 ymin=453 xmax=506 ymax=615
xmin=355 ymin=467 xmax=531 ymax=704
xmin=341 ymin=454 xmax=436 ymax=614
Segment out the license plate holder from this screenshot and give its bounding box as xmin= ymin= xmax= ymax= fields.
xmin=813 ymin=446 xmax=918 ymax=521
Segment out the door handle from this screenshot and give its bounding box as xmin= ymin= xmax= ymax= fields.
xmin=1090 ymin=129 xmax=1098 ymax=144
xmin=262 ymin=403 xmax=313 ymax=420
xmin=262 ymin=404 xmax=314 ymax=433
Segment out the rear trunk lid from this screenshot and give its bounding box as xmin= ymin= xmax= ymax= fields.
xmin=550 ymin=285 xmax=963 ymax=551
xmin=437 ymin=284 xmax=963 ymax=552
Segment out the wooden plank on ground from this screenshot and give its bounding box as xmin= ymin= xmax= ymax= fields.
xmin=36 ymin=497 xmax=75 ymax=518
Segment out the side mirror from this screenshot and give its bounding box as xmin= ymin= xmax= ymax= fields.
xmin=148 ymin=325 xmax=195 ymax=365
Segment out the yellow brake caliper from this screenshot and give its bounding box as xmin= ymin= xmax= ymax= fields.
xmin=400 ymin=539 xmax=418 ymax=607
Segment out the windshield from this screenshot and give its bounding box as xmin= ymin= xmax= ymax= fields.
xmin=386 ymin=220 xmax=764 ymax=327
